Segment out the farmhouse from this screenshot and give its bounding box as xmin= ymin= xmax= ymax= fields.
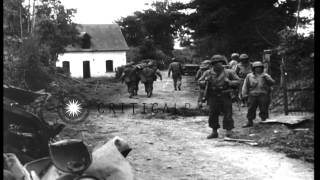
xmin=56 ymin=24 xmax=129 ymax=78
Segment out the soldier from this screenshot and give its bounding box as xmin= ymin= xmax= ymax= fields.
xmin=120 ymin=63 xmax=139 ymax=98
xmin=198 ymin=55 xmax=240 ymax=139
xmin=139 ymin=63 xmax=162 ymax=97
xmin=235 ymin=53 xmax=252 ymax=106
xmin=229 ymin=53 xmax=240 ymax=71
xmin=195 ymin=59 xmax=212 ymax=108
xmin=168 ymin=58 xmax=183 ymax=91
xmin=242 ymin=61 xmax=275 ymax=127
xmin=147 ymin=60 xmax=162 ymax=81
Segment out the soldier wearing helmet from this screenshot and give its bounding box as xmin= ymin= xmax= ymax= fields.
xmin=147 ymin=60 xmax=162 ymax=81
xmin=195 ymin=59 xmax=212 ymax=81
xmin=235 ymin=53 xmax=252 ymax=106
xmin=168 ymin=58 xmax=183 ymax=91
xmin=236 ymin=54 xmax=251 ymax=78
xmin=229 ymin=53 xmax=240 ymax=71
xmin=198 ymin=54 xmax=241 ymax=139
xmin=241 ymin=61 xmax=275 ymax=127
xmin=195 ymin=59 xmax=212 ymax=108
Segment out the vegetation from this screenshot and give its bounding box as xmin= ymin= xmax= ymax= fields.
xmin=4 ymin=0 xmax=79 ymax=90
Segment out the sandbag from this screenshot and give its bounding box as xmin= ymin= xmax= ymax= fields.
xmin=85 ymin=136 xmax=134 ymax=180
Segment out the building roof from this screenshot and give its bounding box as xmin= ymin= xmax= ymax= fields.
xmin=65 ymin=24 xmax=129 ymax=52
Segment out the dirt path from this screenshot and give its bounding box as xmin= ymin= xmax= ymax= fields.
xmin=61 ymin=71 xmax=314 ymax=180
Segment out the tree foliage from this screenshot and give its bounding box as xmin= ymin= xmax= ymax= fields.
xmin=4 ymin=0 xmax=79 ymax=89
xmin=117 ymin=1 xmax=186 ymax=60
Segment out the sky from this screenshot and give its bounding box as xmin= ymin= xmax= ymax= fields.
xmin=60 ymin=0 xmax=192 ymax=24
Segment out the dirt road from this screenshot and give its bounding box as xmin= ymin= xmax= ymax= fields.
xmin=61 ymin=71 xmax=314 ymax=180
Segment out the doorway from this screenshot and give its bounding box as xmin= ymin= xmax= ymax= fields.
xmin=62 ymin=61 xmax=70 ymax=73
xmin=83 ymin=61 xmax=91 ymax=78
xmin=106 ymin=60 xmax=113 ymax=72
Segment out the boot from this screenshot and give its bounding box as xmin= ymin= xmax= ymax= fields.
xmin=225 ymin=130 xmax=233 ymax=138
xmin=242 ymin=120 xmax=253 ymax=128
xmin=207 ymin=129 xmax=218 ymax=139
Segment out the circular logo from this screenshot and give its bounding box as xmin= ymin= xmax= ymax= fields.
xmin=57 ymin=95 xmax=90 ymax=124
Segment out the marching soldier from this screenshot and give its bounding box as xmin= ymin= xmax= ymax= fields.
xmin=120 ymin=62 xmax=139 ymax=98
xmin=168 ymin=58 xmax=183 ymax=91
xmin=198 ymin=55 xmax=240 ymax=139
xmin=147 ymin=60 xmax=162 ymax=81
xmin=139 ymin=63 xmax=162 ymax=97
xmin=235 ymin=53 xmax=252 ymax=106
xmin=195 ymin=59 xmax=212 ymax=108
xmin=229 ymin=53 xmax=240 ymax=71
xmin=242 ymin=61 xmax=275 ymax=127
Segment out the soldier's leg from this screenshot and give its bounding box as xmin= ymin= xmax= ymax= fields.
xmin=258 ymin=94 xmax=269 ymax=121
xmin=177 ymin=76 xmax=182 ymax=90
xmin=243 ymin=95 xmax=259 ymax=127
xmin=128 ymin=82 xmax=134 ymax=98
xmin=222 ymin=94 xmax=234 ymax=130
xmin=125 ymin=82 xmax=130 ymax=93
xmin=173 ymin=77 xmax=177 ymax=90
xmin=144 ymin=82 xmax=148 ymax=93
xmin=207 ymin=96 xmax=220 ymax=138
xmin=150 ymin=81 xmax=154 ymax=95
xmin=146 ymin=81 xmax=152 ymax=97
xmin=134 ymin=81 xmax=139 ymax=95
xmin=208 ymin=96 xmax=220 ymax=129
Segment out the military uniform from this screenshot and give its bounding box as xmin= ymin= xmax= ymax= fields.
xmin=139 ymin=65 xmax=162 ymax=97
xmin=235 ymin=54 xmax=252 ymax=106
xmin=242 ymin=61 xmax=275 ymax=127
xmin=195 ymin=60 xmax=211 ymax=107
xmin=120 ymin=65 xmax=139 ymax=98
xmin=168 ymin=61 xmax=183 ymax=90
xmin=198 ymin=55 xmax=240 ymax=138
xmin=229 ymin=53 xmax=240 ymax=71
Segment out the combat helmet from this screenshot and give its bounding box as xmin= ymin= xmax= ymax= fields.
xmin=239 ymin=54 xmax=249 ymax=61
xmin=251 ymin=61 xmax=264 ymax=70
xmin=231 ymin=53 xmax=240 ymax=59
xmin=210 ymin=54 xmax=227 ymax=65
xmin=200 ymin=59 xmax=212 ymax=69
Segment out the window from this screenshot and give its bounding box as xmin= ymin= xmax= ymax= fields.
xmin=106 ymin=60 xmax=113 ymax=72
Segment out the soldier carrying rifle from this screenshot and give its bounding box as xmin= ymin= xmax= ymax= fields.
xmin=198 ymin=55 xmax=241 ymax=139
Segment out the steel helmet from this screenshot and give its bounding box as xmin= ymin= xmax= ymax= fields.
xmin=252 ymin=61 xmax=264 ymax=69
xmin=239 ymin=54 xmax=249 ymax=60
xmin=210 ymin=54 xmax=227 ymax=65
xmin=200 ymin=59 xmax=212 ymax=69
xmin=231 ymin=53 xmax=239 ymax=58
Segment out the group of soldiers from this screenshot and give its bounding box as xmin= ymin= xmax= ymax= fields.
xmin=119 ymin=59 xmax=162 ymax=98
xmin=195 ymin=53 xmax=275 ymax=139
xmin=119 ymin=58 xmax=185 ymax=98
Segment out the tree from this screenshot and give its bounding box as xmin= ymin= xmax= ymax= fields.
xmin=117 ymin=1 xmax=186 ymax=57
xmin=181 ymin=0 xmax=313 ymax=59
xmin=34 ymin=0 xmax=80 ymax=63
xmin=4 ymin=0 xmax=80 ymax=89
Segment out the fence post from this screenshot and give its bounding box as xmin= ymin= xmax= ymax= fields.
xmin=281 ymin=55 xmax=289 ymax=115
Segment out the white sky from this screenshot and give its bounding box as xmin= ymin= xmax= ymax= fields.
xmin=60 ymin=0 xmax=192 ymax=24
